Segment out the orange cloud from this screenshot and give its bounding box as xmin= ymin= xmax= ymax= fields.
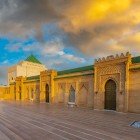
xmin=0 ymin=0 xmax=140 ymax=57
xmin=59 ymin=0 xmax=131 ymax=33
xmin=57 ymin=0 xmax=140 ymax=56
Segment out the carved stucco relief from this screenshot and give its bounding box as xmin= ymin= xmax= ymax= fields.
xmin=78 ymin=82 xmax=89 ymax=93
xmin=57 ymin=83 xmax=66 ymax=103
xmin=77 ymin=82 xmax=89 ymax=106
xmin=56 ymin=80 xmax=92 ymax=106
xmin=58 ymin=83 xmax=66 ymax=92
xmin=67 ymin=82 xmax=76 ymax=91
xmin=96 ymin=64 xmax=126 ymax=91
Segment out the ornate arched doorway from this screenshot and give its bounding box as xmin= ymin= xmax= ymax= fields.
xmin=69 ymin=86 xmax=75 ymax=103
xmin=105 ymin=79 xmax=116 ymax=110
xmin=46 ymin=84 xmax=49 ymax=103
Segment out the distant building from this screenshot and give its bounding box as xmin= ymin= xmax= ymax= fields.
xmin=8 ymin=55 xmax=47 ymax=84
xmin=0 ymin=52 xmax=140 ymax=113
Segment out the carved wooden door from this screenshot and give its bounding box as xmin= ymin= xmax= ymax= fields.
xmin=105 ymin=80 xmax=116 ymax=110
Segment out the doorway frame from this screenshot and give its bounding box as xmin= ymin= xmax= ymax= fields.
xmin=104 ymin=79 xmax=117 ymax=110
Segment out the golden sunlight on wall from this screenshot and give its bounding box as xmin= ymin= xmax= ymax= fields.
xmin=0 ymin=86 xmax=10 ymax=100
xmin=129 ymin=71 xmax=140 ymax=113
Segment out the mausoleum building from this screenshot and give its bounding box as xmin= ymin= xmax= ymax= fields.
xmin=0 ymin=52 xmax=140 ymax=113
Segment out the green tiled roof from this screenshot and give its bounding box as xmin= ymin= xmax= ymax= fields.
xmin=27 ymin=75 xmax=40 ymax=81
xmin=130 ymin=67 xmax=140 ymax=71
xmin=55 ymin=73 xmax=94 ymax=80
xmin=58 ymin=65 xmax=94 ymax=75
xmin=25 ymin=55 xmax=42 ymax=64
xmin=132 ymin=56 xmax=140 ymax=64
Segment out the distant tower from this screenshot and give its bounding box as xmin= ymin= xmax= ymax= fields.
xmin=8 ymin=55 xmax=47 ymax=85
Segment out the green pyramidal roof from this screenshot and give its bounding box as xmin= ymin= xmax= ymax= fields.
xmin=25 ymin=55 xmax=42 ymax=64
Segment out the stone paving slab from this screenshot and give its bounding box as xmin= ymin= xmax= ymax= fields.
xmin=0 ymin=101 xmax=139 ymax=140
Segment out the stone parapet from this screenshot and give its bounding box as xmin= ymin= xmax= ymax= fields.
xmin=95 ymin=52 xmax=131 ymax=64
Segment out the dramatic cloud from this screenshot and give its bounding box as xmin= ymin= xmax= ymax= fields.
xmin=40 ymin=40 xmax=85 ymax=63
xmin=0 ymin=0 xmax=61 ymax=39
xmin=0 ymin=0 xmax=140 ymax=57
xmin=1 ymin=0 xmax=140 ymax=85
xmin=57 ymin=0 xmax=140 ymax=56
xmin=5 ymin=39 xmax=86 ymax=68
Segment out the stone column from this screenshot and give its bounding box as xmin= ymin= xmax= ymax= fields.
xmin=75 ymin=81 xmax=79 ymax=106
xmin=65 ymin=82 xmax=69 ymax=104
xmin=93 ymin=65 xmax=98 ymax=109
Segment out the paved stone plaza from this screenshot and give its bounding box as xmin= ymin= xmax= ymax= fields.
xmin=0 ymin=101 xmax=139 ymax=140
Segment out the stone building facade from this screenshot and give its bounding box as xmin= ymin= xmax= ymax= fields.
xmin=0 ymin=52 xmax=140 ymax=113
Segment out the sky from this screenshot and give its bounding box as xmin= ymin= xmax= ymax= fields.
xmin=0 ymin=0 xmax=140 ymax=84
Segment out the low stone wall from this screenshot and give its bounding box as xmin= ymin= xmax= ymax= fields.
xmin=0 ymin=86 xmax=10 ymax=100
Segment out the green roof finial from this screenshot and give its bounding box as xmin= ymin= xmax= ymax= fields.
xmin=25 ymin=54 xmax=42 ymax=64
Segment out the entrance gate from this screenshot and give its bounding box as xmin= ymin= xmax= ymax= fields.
xmin=105 ymin=80 xmax=116 ymax=110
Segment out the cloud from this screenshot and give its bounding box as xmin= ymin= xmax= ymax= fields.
xmin=0 ymin=0 xmax=140 ymax=57
xmin=41 ymin=40 xmax=64 ymax=56
xmin=40 ymin=39 xmax=86 ymax=63
xmin=57 ymin=0 xmax=140 ymax=56
xmin=2 ymin=60 xmax=9 ymax=65
xmin=0 ymin=0 xmax=61 ymax=39
xmin=0 ymin=66 xmax=8 ymax=85
xmin=14 ymin=39 xmax=86 ymax=67
xmin=61 ymin=54 xmax=85 ymax=63
xmin=58 ymin=0 xmax=131 ymax=33
xmin=5 ymin=42 xmax=23 ymax=52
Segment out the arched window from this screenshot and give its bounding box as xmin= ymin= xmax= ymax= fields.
xmin=69 ymin=86 xmax=75 ymax=103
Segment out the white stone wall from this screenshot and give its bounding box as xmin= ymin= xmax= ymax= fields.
xmin=8 ymin=61 xmax=47 ymax=84
xmin=8 ymin=65 xmax=17 ymax=85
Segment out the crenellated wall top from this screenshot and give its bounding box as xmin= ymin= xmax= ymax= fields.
xmin=95 ymin=52 xmax=131 ymax=64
